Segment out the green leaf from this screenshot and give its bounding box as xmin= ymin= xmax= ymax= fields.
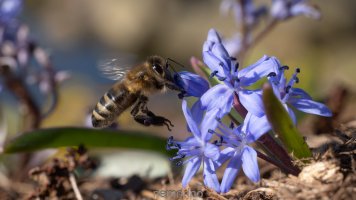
xmin=3 ymin=127 xmax=171 ymax=155
xmin=262 ymin=84 xmax=312 ymax=159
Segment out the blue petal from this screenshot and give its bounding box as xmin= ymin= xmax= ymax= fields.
xmin=211 ymin=43 xmax=232 ymax=74
xmin=200 ymin=108 xmax=220 ymax=141
xmin=182 ymin=100 xmax=201 ymax=138
xmin=207 ymin=28 xmax=222 ymax=43
xmin=222 ymin=33 xmax=242 ymax=57
xmin=241 ymin=146 xmax=260 ymax=183
xmin=220 ymin=152 xmax=242 ymax=193
xmin=244 ymin=113 xmax=270 ymax=143
xmin=290 ymin=3 xmax=320 ymax=19
xmin=238 ymin=89 xmax=265 ymax=117
xmin=201 ymin=84 xmax=234 ymax=115
xmin=203 ymin=42 xmax=231 ymax=78
xmin=238 ymin=56 xmax=280 ymax=86
xmin=203 ymin=45 xmax=226 ymax=78
xmin=174 ymin=71 xmax=209 ymax=97
xmin=270 ymin=0 xmax=289 ymax=20
xmin=182 ymin=156 xmax=202 ymax=188
xmin=289 ymin=98 xmax=332 ymax=117
xmin=0 ymin=0 xmax=23 ymax=22
xmin=216 ymin=147 xmax=235 ymax=168
xmin=290 ymin=88 xmax=312 ymax=100
xmin=191 ymin=100 xmax=204 ymax=127
xmin=203 ymin=158 xmax=220 ymax=193
xmin=204 ymin=142 xmax=220 ymax=161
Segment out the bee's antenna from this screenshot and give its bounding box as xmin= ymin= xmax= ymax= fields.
xmin=166 ymin=58 xmax=186 ymax=69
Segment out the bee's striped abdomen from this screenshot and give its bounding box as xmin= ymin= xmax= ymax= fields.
xmin=92 ymin=85 xmax=138 ymax=128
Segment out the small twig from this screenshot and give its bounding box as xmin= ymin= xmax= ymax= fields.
xmin=238 ymin=18 xmax=278 ymax=61
xmin=0 ymin=65 xmax=41 ymax=131
xmin=69 ymin=173 xmax=83 ymax=200
xmin=34 ymin=47 xmax=59 ymax=118
xmin=248 ymin=19 xmax=277 ymax=50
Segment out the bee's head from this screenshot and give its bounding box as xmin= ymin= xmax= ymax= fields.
xmin=148 ymin=56 xmax=175 ymax=83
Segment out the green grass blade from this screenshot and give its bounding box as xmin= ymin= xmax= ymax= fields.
xmin=3 ymin=127 xmax=170 ymax=155
xmin=262 ymin=84 xmax=312 ymax=159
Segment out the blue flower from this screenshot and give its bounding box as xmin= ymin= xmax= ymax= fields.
xmin=268 ymin=64 xmax=332 ymax=120
xmin=271 ymin=0 xmax=320 ymax=20
xmin=174 ymin=71 xmax=209 ymax=98
xmin=210 ymin=118 xmax=262 ymax=193
xmin=222 ymin=33 xmax=243 ymax=58
xmin=167 ymin=100 xmax=221 ymax=192
xmin=220 ymin=0 xmax=267 ymax=27
xmin=0 ymin=0 xmax=23 ymax=24
xmin=0 ymin=0 xmax=23 ymax=43
xmin=201 ymin=29 xmax=280 ymax=118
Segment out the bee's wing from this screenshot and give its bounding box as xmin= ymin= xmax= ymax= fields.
xmin=98 ymin=58 xmax=135 ymax=81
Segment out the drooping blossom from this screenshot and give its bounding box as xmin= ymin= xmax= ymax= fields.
xmin=271 ymin=0 xmax=321 ymax=20
xmin=167 ymin=100 xmax=221 ymax=192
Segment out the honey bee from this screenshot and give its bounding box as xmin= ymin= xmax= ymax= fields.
xmin=92 ymin=55 xmax=184 ymax=130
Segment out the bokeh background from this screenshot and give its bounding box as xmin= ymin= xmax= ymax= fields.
xmin=4 ymin=0 xmax=356 ymax=139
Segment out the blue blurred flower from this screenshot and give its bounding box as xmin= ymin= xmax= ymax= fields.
xmin=167 ymin=100 xmax=221 ymax=192
xmin=220 ymin=0 xmax=267 ymax=27
xmin=210 ymin=118 xmax=262 ymax=193
xmin=201 ymin=29 xmax=280 ymax=118
xmin=268 ymin=65 xmax=332 ymax=121
xmin=174 ymin=71 xmax=209 ymax=98
xmin=271 ymin=0 xmax=320 ymax=20
xmin=0 ymin=0 xmax=23 ymax=24
xmin=222 ymin=33 xmax=243 ymax=58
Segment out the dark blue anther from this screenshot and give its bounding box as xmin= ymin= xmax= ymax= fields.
xmin=210 ymin=70 xmax=218 ymax=78
xmin=295 ymin=77 xmax=299 ymax=83
xmin=279 ymin=65 xmax=289 ymax=71
xmin=234 ymin=62 xmax=239 ymax=72
xmin=267 ymin=72 xmax=277 ymax=77
xmin=229 ymin=121 xmax=235 ymax=129
xmin=208 ymin=129 xmax=214 ymax=134
xmin=285 ymin=85 xmax=291 ymax=93
xmin=296 ymin=68 xmax=300 ymax=73
xmin=230 ymin=57 xmax=237 ymax=61
xmin=215 ymin=117 xmax=222 ymax=122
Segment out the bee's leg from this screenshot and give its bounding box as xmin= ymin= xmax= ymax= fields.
xmin=130 ymin=95 xmax=148 ymax=116
xmin=134 ymin=110 xmax=174 ymax=131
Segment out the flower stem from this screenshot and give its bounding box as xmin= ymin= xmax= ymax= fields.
xmin=255 ymin=149 xmax=299 ymax=176
xmin=257 ymin=134 xmax=300 ymax=175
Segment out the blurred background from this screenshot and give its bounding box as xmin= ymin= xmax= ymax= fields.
xmin=4 ymin=0 xmax=356 ymax=139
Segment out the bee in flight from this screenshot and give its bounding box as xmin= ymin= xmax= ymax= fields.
xmin=92 ymin=55 xmax=184 ymax=130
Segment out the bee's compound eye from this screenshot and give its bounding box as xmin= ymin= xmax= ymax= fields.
xmin=152 ymin=64 xmax=163 ymax=74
